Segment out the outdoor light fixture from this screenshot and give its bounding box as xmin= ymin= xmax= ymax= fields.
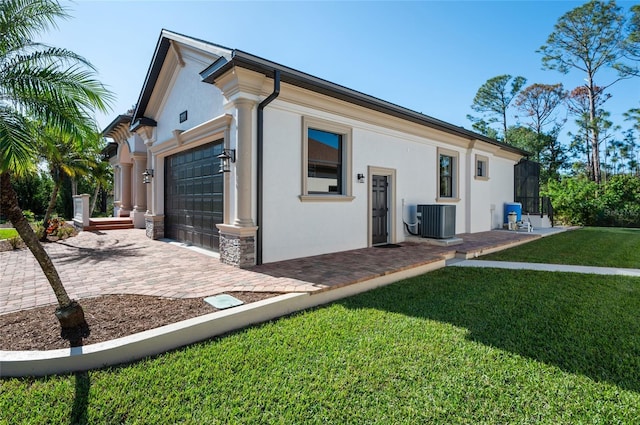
xmin=357 ymin=173 xmax=365 ymax=183
xmin=217 ymin=148 xmax=236 ymax=173
xmin=142 ymin=168 xmax=154 ymax=184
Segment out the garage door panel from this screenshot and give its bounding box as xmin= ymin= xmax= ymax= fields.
xmin=165 ymin=141 xmax=223 ymax=251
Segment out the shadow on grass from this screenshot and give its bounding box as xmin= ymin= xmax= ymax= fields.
xmin=70 ymin=370 xmax=90 ymax=424
xmin=69 ymin=337 xmax=90 ymax=424
xmin=338 ymin=267 xmax=640 ymax=393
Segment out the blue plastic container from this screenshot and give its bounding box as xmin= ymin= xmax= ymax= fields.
xmin=504 ymin=202 xmax=522 ymax=223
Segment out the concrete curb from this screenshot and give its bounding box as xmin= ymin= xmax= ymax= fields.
xmin=0 ymin=259 xmax=445 ymax=377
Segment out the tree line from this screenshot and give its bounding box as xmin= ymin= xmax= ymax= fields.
xmin=467 ymin=1 xmax=640 ymax=227
xmin=468 ymin=1 xmax=639 ymax=186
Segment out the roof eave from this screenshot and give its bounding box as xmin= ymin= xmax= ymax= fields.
xmin=102 ymin=115 xmax=132 ymax=138
xmin=201 ymin=51 xmax=527 ymax=156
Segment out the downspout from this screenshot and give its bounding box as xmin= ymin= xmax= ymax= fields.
xmin=257 ymin=70 xmax=280 ymax=265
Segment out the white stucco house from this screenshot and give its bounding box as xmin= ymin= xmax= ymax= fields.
xmin=102 ymin=30 xmax=529 ymax=268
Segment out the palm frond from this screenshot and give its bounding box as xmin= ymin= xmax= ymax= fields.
xmin=0 ymin=0 xmax=68 ymax=44
xmin=0 ymin=0 xmax=113 ymax=174
xmin=0 ymin=107 xmax=37 ymax=174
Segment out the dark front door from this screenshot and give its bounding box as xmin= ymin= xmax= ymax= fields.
xmin=371 ymin=175 xmax=388 ymax=245
xmin=164 ymin=141 xmax=224 ymax=251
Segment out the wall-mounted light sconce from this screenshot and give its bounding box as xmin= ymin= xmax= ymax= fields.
xmin=357 ymin=173 xmax=365 ymax=183
xmin=217 ymin=149 xmax=236 ymax=173
xmin=142 ymin=168 xmax=154 ymax=184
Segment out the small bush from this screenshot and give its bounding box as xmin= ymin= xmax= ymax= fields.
xmin=55 ymin=224 xmax=75 ymax=240
xmin=45 ymin=217 xmax=64 ymax=236
xmin=7 ymin=236 xmax=22 ymax=249
xmin=33 ymin=222 xmax=45 ymax=240
xmin=22 ymin=210 xmax=36 ymax=222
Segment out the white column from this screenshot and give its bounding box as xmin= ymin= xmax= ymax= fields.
xmin=132 ymin=156 xmax=147 ymax=212
xmin=146 ymin=150 xmax=153 ymax=215
xmin=120 ymin=162 xmax=133 ymax=215
xmin=131 ymin=156 xmax=147 ymax=228
xmin=234 ymin=98 xmax=256 ymax=227
xmin=113 ymin=165 xmax=121 ymax=210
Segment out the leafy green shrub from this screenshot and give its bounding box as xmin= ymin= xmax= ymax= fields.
xmin=54 ymin=224 xmax=75 ymax=239
xmin=42 ymin=216 xmax=76 ymax=239
xmin=546 ymin=175 xmax=640 ymax=227
xmin=33 ymin=222 xmax=45 ymax=240
xmin=22 ymin=209 xmax=35 ymax=222
xmin=7 ymin=236 xmax=22 ymax=249
xmin=545 ymin=177 xmax=600 ymax=225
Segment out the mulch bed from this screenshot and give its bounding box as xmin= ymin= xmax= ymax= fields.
xmin=0 ymin=292 xmax=282 ymax=351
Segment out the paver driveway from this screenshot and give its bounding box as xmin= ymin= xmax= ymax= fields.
xmin=0 ymin=228 xmax=541 ymax=315
xmin=0 ymin=229 xmax=320 ymax=314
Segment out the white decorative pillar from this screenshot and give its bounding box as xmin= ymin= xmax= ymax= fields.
xmin=146 ymin=150 xmax=153 ymax=215
xmin=120 ymin=162 xmax=133 ymax=216
xmin=135 ymin=124 xmax=163 ymax=240
xmin=210 ymin=67 xmax=267 ymax=268
xmin=217 ymin=98 xmax=258 ymax=268
xmin=234 ymin=98 xmax=256 ymax=227
xmin=131 ymin=155 xmax=147 ymax=228
xmin=72 ymin=194 xmax=90 ymax=229
xmin=113 ymin=165 xmax=121 ymax=216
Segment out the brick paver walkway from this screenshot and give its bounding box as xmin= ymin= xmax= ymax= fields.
xmin=0 ymin=228 xmax=541 ymax=315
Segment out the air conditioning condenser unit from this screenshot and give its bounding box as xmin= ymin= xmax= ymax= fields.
xmin=418 ymin=204 xmax=456 ymax=239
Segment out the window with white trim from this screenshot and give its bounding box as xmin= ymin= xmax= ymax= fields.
xmin=475 ymin=154 xmax=489 ymax=180
xmin=301 ymin=117 xmax=353 ymax=201
xmin=437 ymin=148 xmax=459 ymax=200
xmin=307 ymin=128 xmax=342 ymax=194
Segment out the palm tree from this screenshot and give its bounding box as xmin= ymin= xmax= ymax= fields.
xmin=88 ymin=153 xmax=113 ymax=216
xmin=39 ymin=125 xmax=100 ymax=231
xmin=0 ymin=0 xmax=112 ymax=341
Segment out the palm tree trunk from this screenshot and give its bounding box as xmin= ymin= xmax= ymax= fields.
xmin=90 ymin=183 xmax=100 ymax=216
xmin=42 ymin=178 xmax=60 ymax=230
xmin=1 ymin=171 xmax=89 ymax=341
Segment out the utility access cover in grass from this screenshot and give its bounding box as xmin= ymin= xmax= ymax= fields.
xmin=204 ymin=294 xmax=244 ymax=309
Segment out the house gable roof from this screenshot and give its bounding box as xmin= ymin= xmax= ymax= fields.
xmin=130 ymin=29 xmax=233 ymax=131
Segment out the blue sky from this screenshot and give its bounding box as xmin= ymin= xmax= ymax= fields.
xmin=43 ymin=1 xmax=639 ymax=146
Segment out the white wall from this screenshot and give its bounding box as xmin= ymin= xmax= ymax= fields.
xmin=154 ymin=57 xmax=226 ymax=147
xmin=490 ymin=156 xmax=516 ymax=229
xmin=261 ymin=100 xmax=495 ymax=263
xmin=466 ymin=150 xmax=492 ymax=233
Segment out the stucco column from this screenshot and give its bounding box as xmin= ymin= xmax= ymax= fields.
xmin=113 ymin=165 xmax=121 ymax=208
xmin=234 ymin=98 xmax=256 ymax=227
xmin=146 ymin=150 xmax=153 ymax=215
xmin=120 ymin=162 xmax=133 ymax=215
xmin=131 ymin=156 xmax=147 ymax=228
xmin=216 ymin=98 xmax=258 ymax=268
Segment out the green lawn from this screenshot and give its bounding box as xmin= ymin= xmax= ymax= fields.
xmin=0 ymin=228 xmax=18 ymax=240
xmin=2 ymin=267 xmax=639 ymax=424
xmin=482 ymin=227 xmax=640 ymax=268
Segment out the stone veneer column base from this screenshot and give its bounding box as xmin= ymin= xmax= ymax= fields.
xmin=217 ymin=224 xmax=258 ymax=268
xmin=145 ymin=214 xmax=164 ymax=240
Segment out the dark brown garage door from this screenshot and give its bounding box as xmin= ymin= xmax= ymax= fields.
xmin=164 ymin=141 xmax=224 ymax=251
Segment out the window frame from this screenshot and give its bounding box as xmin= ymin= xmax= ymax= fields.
xmin=475 ymin=154 xmax=490 ymax=181
xmin=437 ymin=147 xmax=460 ymax=202
xmin=300 ymin=116 xmax=354 ymax=202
